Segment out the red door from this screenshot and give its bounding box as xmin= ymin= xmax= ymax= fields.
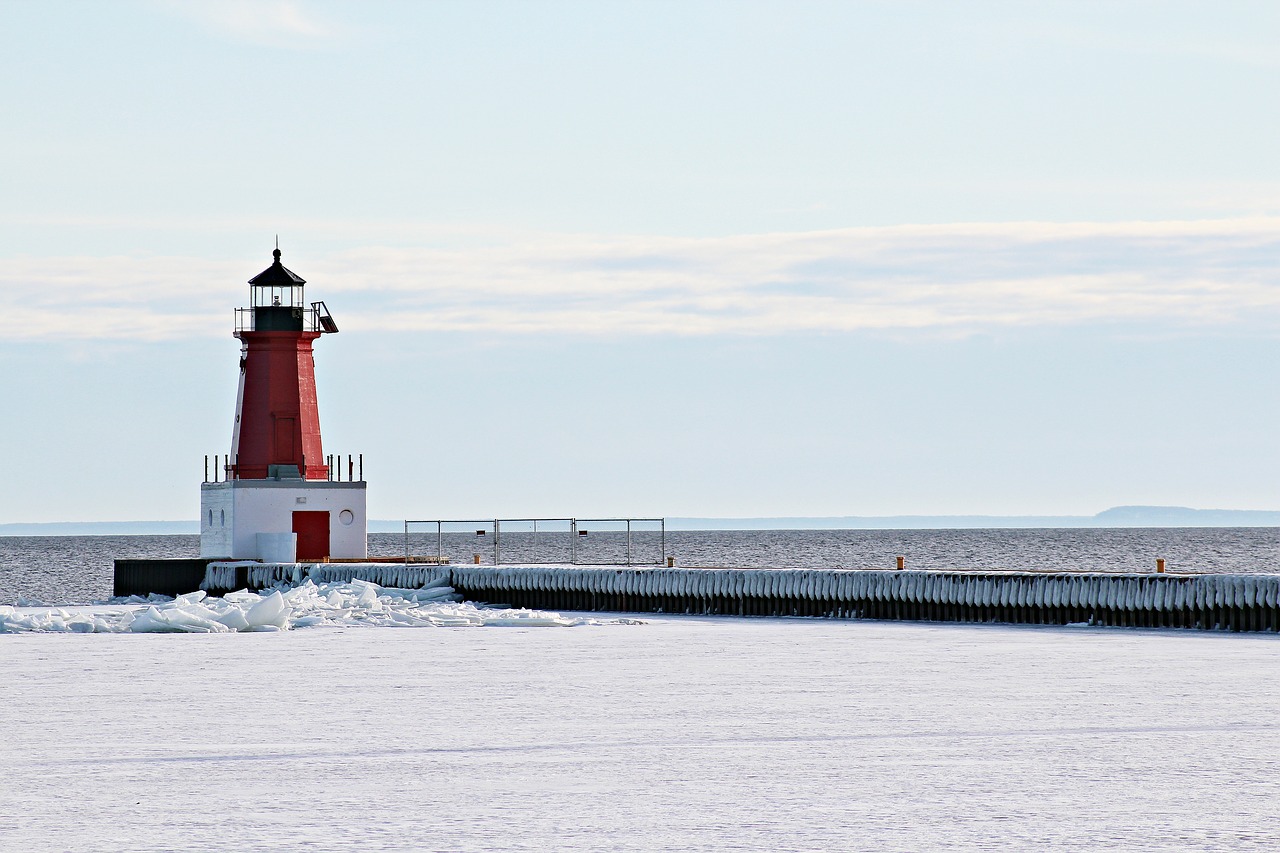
xmin=292 ymin=511 xmax=330 ymax=561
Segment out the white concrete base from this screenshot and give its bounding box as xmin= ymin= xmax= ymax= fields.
xmin=200 ymin=479 xmax=367 ymax=560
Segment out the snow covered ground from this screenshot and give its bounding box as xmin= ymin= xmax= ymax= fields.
xmin=2 ymin=615 xmax=1279 ymax=851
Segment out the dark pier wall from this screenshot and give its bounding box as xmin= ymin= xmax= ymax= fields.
xmin=113 ymin=559 xmax=218 ymax=598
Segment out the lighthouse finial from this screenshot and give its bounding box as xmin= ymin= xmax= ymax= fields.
xmin=273 ymin=235 xmax=281 ymax=263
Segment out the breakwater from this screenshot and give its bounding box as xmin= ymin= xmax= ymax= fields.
xmin=186 ymin=562 xmax=1280 ymax=633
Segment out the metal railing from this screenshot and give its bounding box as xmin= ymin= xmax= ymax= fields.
xmin=325 ymin=454 xmax=363 ymax=482
xmin=203 ymin=454 xmax=234 ymax=482
xmin=233 ymin=302 xmax=337 ymax=334
xmin=402 ymin=518 xmax=666 ymax=566
xmin=233 ymin=306 xmax=323 ymax=333
xmin=202 ymin=453 xmax=363 ymax=482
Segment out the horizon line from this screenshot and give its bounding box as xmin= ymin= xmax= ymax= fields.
xmin=3 ymin=506 xmax=1279 ymax=535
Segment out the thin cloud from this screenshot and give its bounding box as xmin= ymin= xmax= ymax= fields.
xmin=157 ymin=0 xmax=340 ymax=47
xmin=966 ymin=11 xmax=1280 ymax=71
xmin=3 ymin=218 xmax=1280 ymax=342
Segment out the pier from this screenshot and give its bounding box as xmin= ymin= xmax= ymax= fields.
xmin=106 ymin=561 xmax=1280 ymax=633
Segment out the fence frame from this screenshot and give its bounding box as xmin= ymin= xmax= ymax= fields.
xmin=402 ymin=517 xmax=666 ymax=566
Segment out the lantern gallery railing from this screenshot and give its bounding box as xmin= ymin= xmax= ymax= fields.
xmin=402 ymin=518 xmax=667 ymax=567
xmin=233 ymin=301 xmax=338 ymax=334
xmin=234 ymin=307 xmax=316 ymax=333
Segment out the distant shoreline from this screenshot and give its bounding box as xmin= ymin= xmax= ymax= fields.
xmin=2 ymin=506 xmax=1279 ymax=536
xmin=666 ymin=506 xmax=1280 ymax=530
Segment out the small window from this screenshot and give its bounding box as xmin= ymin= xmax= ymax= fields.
xmin=208 ymin=510 xmax=213 ymax=527
xmin=220 ymin=509 xmax=226 ymax=527
xmin=339 ymin=509 xmax=355 ymax=526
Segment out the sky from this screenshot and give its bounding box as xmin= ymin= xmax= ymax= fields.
xmin=3 ymin=0 xmax=1280 ymax=523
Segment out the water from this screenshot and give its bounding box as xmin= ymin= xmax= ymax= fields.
xmin=0 ymin=535 xmax=199 ymax=605
xmin=2 ymin=527 xmax=1278 ymax=606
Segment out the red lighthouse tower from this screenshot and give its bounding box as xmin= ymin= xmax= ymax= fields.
xmin=201 ymin=246 xmax=367 ymax=563
xmin=230 ymin=246 xmax=334 ymax=481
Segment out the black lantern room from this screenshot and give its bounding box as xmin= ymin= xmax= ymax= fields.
xmin=236 ymin=246 xmax=338 ymax=335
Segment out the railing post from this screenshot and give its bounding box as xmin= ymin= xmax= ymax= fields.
xmin=436 ymin=521 xmax=442 ymax=564
xmin=626 ymin=519 xmax=632 ymax=566
xmin=359 ymin=453 xmax=363 ymax=482
xmin=494 ymin=519 xmax=501 ymax=565
xmin=403 ymin=521 xmax=409 ymax=566
xmin=570 ymin=518 xmax=577 ymax=564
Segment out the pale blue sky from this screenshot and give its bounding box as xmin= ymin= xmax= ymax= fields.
xmin=2 ymin=1 xmax=1280 ymax=522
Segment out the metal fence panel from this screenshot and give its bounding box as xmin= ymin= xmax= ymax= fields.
xmin=402 ymin=518 xmax=665 ymax=566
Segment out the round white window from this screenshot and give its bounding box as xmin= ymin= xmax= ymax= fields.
xmin=338 ymin=509 xmax=355 ymax=526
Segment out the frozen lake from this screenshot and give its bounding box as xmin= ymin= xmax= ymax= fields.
xmin=2 ymin=616 xmax=1279 ymax=851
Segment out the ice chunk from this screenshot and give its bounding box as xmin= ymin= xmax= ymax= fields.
xmin=215 ymin=607 xmax=251 ymax=632
xmin=245 ymin=591 xmax=290 ymax=630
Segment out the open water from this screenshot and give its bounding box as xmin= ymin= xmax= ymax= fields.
xmin=1 ymin=527 xmax=1278 ymax=606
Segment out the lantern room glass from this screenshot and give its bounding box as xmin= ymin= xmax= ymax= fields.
xmin=251 ymin=282 xmax=305 ymax=309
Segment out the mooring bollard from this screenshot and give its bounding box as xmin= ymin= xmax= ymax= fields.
xmin=896 ymin=556 xmax=905 ymax=571
xmin=1156 ymin=558 xmax=1166 ymax=573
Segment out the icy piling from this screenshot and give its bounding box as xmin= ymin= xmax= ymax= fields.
xmin=438 ymin=566 xmax=1280 ymax=632
xmin=116 ymin=560 xmax=1280 ymax=632
xmin=198 ymin=561 xmax=458 ymax=595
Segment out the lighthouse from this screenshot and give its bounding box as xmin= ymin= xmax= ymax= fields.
xmin=200 ymin=247 xmax=367 ymax=563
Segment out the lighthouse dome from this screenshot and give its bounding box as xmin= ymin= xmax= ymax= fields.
xmin=248 ymin=248 xmax=306 ymax=288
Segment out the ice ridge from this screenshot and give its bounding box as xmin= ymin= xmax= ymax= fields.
xmin=0 ymin=578 xmax=620 ymax=634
